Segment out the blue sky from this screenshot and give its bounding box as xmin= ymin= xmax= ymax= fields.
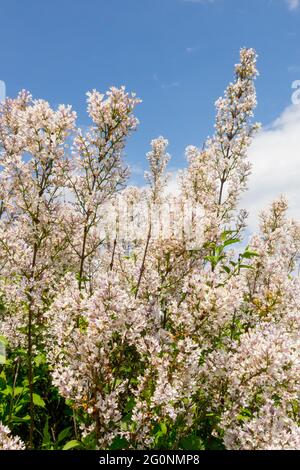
xmin=1 ymin=0 xmax=300 ymax=214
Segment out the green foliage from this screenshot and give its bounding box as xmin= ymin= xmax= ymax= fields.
xmin=0 ymin=345 xmax=76 ymax=449
xmin=204 ymin=230 xmax=259 ymax=279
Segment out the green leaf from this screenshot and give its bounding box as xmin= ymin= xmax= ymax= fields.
xmin=34 ymin=353 xmax=46 ymax=367
xmin=180 ymin=435 xmax=204 ymax=450
xmin=205 ymin=255 xmax=219 ymax=266
xmin=124 ymin=397 xmax=135 ymax=413
xmin=0 ymin=335 xmax=8 ymax=346
xmin=32 ymin=393 xmax=46 ymax=408
xmin=241 ymin=250 xmax=259 ymax=259
xmin=224 ymin=238 xmax=240 ymax=247
xmin=0 ymin=370 xmax=6 ymax=382
xmin=220 ymin=230 xmax=236 ymax=242
xmin=62 ymin=439 xmax=81 ymax=450
xmin=13 ymin=386 xmax=24 ymax=396
xmin=109 ymin=436 xmax=129 ymax=450
xmin=42 ymin=419 xmax=52 ymax=448
xmin=221 ymin=266 xmax=231 ymax=274
xmin=215 ymin=246 xmax=224 ymax=256
xmin=1 ymin=385 xmax=13 ymax=396
xmin=239 ymin=264 xmax=254 ymax=270
xmin=13 ymin=404 xmax=23 ymax=414
xmin=57 ymin=427 xmax=72 ymax=444
xmin=160 ymin=422 xmax=167 ymax=435
xmin=11 ymin=414 xmax=31 ymax=423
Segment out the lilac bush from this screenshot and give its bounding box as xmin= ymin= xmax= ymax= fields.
xmin=0 ymin=49 xmax=299 ymax=450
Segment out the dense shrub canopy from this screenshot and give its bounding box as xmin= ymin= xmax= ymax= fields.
xmin=0 ymin=49 xmax=299 ymax=450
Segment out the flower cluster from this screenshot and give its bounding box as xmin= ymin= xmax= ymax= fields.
xmin=0 ymin=423 xmax=25 ymax=450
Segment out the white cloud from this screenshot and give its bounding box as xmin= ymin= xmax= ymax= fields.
xmin=162 ymin=104 xmax=300 ymax=233
xmin=183 ymin=0 xmax=299 ymax=9
xmin=166 ymin=170 xmax=181 ymax=196
xmin=286 ymin=0 xmax=299 ymax=10
xmin=0 ymin=81 xmax=6 ymax=103
xmin=241 ymin=103 xmax=300 ymax=230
